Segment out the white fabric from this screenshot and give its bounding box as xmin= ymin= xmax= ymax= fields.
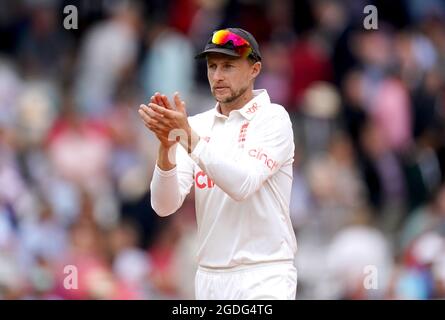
xmin=195 ymin=262 xmax=297 ymax=300
xmin=150 ymin=89 xmax=297 ymax=269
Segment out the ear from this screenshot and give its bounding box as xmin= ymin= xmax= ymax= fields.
xmin=250 ymin=61 xmax=262 ymax=80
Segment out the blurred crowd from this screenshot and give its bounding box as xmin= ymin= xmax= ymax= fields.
xmin=0 ymin=0 xmax=445 ymax=299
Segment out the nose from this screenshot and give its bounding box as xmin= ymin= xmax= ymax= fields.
xmin=211 ymin=66 xmax=225 ymax=82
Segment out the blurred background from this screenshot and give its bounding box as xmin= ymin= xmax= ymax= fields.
xmin=0 ymin=0 xmax=445 ymax=300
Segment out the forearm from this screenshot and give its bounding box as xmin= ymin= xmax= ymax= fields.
xmin=151 ymin=144 xmax=180 ymax=216
xmin=151 ymin=143 xmax=195 ymax=216
xmin=157 ymin=144 xmax=177 ymax=171
xmin=191 ymin=140 xmax=265 ymax=201
xmin=150 ymin=165 xmax=182 ymax=217
xmin=159 ymin=128 xmax=255 ymax=202
xmin=186 ymin=118 xmax=292 ymax=201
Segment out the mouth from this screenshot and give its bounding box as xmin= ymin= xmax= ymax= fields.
xmin=214 ymin=86 xmax=229 ymax=92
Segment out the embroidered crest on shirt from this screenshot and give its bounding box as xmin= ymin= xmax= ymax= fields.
xmin=245 ymin=102 xmax=260 ymax=114
xmin=238 ymin=122 xmax=249 ymax=148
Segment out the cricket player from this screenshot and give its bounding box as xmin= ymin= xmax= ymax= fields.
xmin=138 ymin=28 xmax=297 ymax=300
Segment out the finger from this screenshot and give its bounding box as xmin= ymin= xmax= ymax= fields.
xmin=144 ymin=122 xmax=155 ymax=132
xmin=140 ymin=104 xmax=151 ymax=113
xmin=145 ymin=121 xmax=169 ymax=134
xmin=148 ymin=94 xmax=163 ymax=109
xmin=148 ymin=93 xmax=163 ymax=108
xmin=145 ymin=105 xmax=164 ymax=119
xmin=142 ymin=115 xmax=169 ymax=132
xmin=139 ymin=105 xmax=152 ymax=118
xmin=140 ymin=104 xmax=164 ymax=119
xmin=173 ymin=92 xmax=181 ymax=109
xmin=174 ymin=92 xmax=186 ymax=114
xmin=139 ymin=107 xmax=163 ymax=126
xmin=149 ymin=103 xmax=175 ymax=119
xmin=149 ymin=96 xmax=157 ymax=109
xmin=161 ymin=94 xmax=173 ymax=110
xmin=152 ymin=127 xmax=171 ymax=138
xmin=141 ymin=111 xmax=169 ymax=130
xmin=140 ymin=107 xmax=172 ymax=130
xmin=139 ymin=112 xmax=156 ymax=128
xmin=138 ymin=106 xmax=149 ymax=119
xmin=150 ymin=122 xmax=171 ymax=135
xmin=154 ymin=92 xmax=165 ymax=107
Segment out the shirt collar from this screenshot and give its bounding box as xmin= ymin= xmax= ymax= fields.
xmin=212 ymin=89 xmax=270 ymax=121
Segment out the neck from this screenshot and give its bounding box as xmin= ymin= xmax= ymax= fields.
xmin=219 ymin=88 xmax=254 ymax=116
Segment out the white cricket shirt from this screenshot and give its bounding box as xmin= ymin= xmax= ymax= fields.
xmin=150 ymin=89 xmax=297 ymax=269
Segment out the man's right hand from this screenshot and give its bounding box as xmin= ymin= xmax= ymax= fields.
xmin=139 ymin=92 xmax=177 ymax=149
xmin=139 ymin=92 xmax=178 ymax=170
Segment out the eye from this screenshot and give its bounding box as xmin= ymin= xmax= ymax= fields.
xmin=208 ymin=64 xmax=216 ymax=70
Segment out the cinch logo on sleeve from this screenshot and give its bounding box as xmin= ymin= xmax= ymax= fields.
xmin=248 ymin=148 xmax=278 ymax=171
xmin=195 ymin=171 xmax=215 ymax=189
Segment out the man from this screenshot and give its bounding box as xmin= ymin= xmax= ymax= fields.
xmin=138 ymin=28 xmax=297 ymax=300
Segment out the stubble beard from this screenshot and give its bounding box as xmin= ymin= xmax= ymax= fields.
xmin=214 ymin=85 xmax=249 ymax=104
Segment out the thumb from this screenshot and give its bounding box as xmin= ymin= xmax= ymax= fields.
xmin=174 ymin=92 xmax=187 ymax=114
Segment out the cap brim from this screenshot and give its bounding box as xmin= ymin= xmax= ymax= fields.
xmin=194 ymin=48 xmax=241 ymax=59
